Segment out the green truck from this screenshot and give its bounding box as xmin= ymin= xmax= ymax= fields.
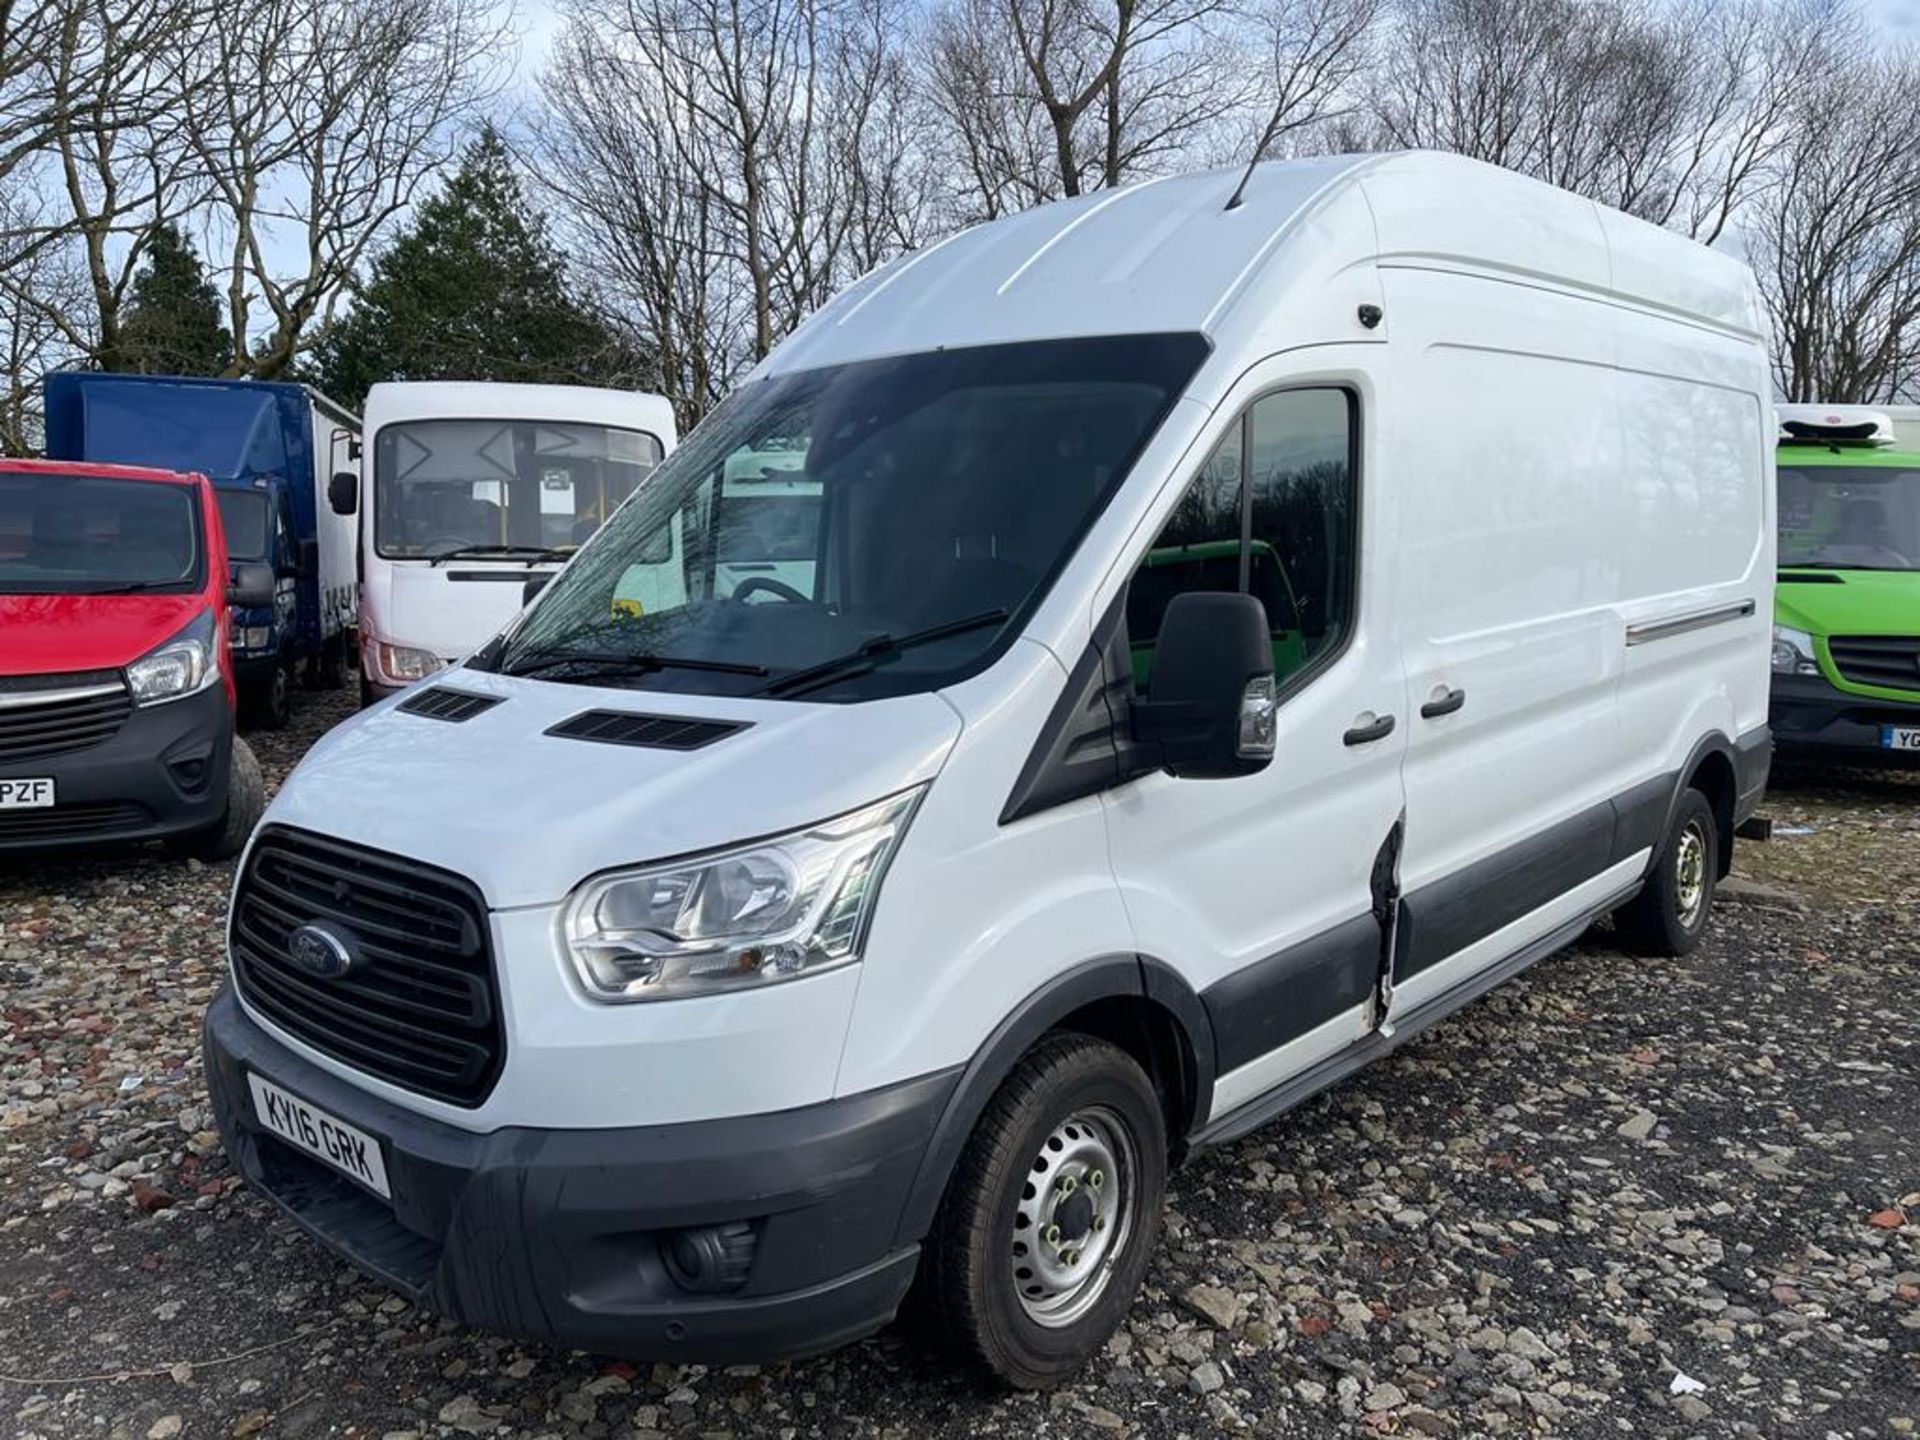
xmin=1771 ymin=405 xmax=1920 ymax=766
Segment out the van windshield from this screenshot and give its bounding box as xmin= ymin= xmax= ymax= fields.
xmin=374 ymin=419 xmax=666 ymax=559
xmin=1779 ymin=463 xmax=1920 ymax=571
xmin=491 ymin=334 xmax=1209 ymax=701
xmin=0 ymin=473 xmax=203 ymax=594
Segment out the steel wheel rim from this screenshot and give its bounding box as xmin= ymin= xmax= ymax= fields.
xmin=1011 ymin=1106 xmax=1136 ymax=1328
xmin=1675 ymin=820 xmax=1708 ymax=928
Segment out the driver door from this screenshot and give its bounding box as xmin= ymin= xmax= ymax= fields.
xmin=1100 ymin=356 xmax=1406 ymax=1125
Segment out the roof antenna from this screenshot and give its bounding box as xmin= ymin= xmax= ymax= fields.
xmin=1224 ymin=106 xmax=1289 ymax=212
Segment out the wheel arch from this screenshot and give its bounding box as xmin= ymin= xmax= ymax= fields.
xmin=1673 ymin=731 xmax=1739 ymax=878
xmin=891 ymin=955 xmax=1215 ymax=1250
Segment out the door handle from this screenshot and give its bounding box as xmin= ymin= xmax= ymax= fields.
xmin=1420 ymin=686 xmax=1467 ymax=719
xmin=1343 ymin=712 xmax=1396 ymax=746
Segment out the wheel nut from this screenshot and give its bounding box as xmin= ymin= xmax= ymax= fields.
xmin=1058 ymin=1175 xmax=1076 ymax=1196
xmin=1093 ymin=1215 xmax=1106 ymax=1233
xmin=1045 ymin=1224 xmax=1061 ymax=1245
xmin=1089 ymin=1169 xmax=1104 ymax=1189
xmin=1065 ymin=1249 xmax=1080 ymax=1265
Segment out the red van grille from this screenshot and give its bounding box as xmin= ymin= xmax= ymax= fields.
xmin=0 ymin=670 xmax=132 ymax=763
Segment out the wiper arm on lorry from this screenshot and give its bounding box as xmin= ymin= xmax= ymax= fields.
xmin=503 ymin=648 xmax=769 ymax=681
xmin=758 ymin=609 xmax=1011 ymax=699
xmin=428 ymin=544 xmax=575 ymax=567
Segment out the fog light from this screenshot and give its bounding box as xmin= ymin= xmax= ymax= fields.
xmin=661 ymin=1222 xmax=756 ymax=1294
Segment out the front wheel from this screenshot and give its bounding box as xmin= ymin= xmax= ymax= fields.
xmin=916 ymin=1033 xmax=1167 ymax=1389
xmin=1613 ymin=786 xmax=1719 ymax=956
xmin=246 ymin=663 xmax=292 ymax=731
xmin=167 ymin=738 xmax=264 ymax=863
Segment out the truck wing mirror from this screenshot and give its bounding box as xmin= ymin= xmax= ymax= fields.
xmin=1130 ymin=591 xmax=1277 ymax=779
xmin=328 ymin=470 xmax=358 ymax=516
xmin=227 ymin=562 xmax=276 ymax=610
xmin=523 ymin=572 xmax=554 ymax=606
xmin=294 ymin=537 xmax=319 ymax=580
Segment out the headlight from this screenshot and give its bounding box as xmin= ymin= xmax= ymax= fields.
xmin=127 ymin=611 xmax=220 ymax=706
xmin=229 ymin=625 xmax=271 ymax=651
xmin=1771 ymin=624 xmax=1821 ymax=676
xmin=370 ymin=641 xmax=445 ymax=684
xmin=561 ymin=787 xmax=924 ymax=1002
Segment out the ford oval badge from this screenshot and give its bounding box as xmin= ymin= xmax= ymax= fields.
xmin=287 ymin=922 xmax=360 ymax=980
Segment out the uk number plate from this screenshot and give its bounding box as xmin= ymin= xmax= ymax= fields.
xmin=0 ymin=777 xmax=54 ymax=809
xmin=248 ymin=1073 xmax=391 ymax=1199
xmin=1884 ymin=726 xmax=1920 ymax=753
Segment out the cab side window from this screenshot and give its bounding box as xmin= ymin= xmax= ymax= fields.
xmin=1127 ymin=387 xmax=1356 ymax=692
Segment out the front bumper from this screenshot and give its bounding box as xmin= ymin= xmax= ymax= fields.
xmin=1770 ymin=671 xmax=1920 ymax=767
xmin=203 ymin=988 xmax=958 ymax=1362
xmin=0 ymin=682 xmax=232 ymax=853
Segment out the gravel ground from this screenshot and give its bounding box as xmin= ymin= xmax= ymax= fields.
xmin=2 ymin=691 xmax=1916 ymax=1439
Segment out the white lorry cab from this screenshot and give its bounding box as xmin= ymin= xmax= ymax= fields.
xmin=205 ymin=152 xmax=1775 ymax=1387
xmin=340 ymin=382 xmax=676 ymax=700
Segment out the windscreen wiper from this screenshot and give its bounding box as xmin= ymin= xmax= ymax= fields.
xmin=504 ymin=647 xmax=768 ymax=681
xmin=428 ymin=544 xmax=575 ymax=567
xmin=758 ymin=609 xmax=1010 ymax=699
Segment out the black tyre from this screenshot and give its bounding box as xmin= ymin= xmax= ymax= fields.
xmin=305 ymin=639 xmax=348 ymax=691
xmin=169 ymin=738 xmax=264 ymax=863
xmin=1613 ymin=787 xmax=1719 ymax=957
xmin=916 ymin=1033 xmax=1167 ymax=1389
xmin=246 ymin=663 xmax=292 ymax=731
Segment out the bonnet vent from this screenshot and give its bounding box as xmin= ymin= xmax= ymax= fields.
xmin=397 ymin=687 xmax=504 ymax=723
xmin=545 ymin=709 xmax=748 ymax=751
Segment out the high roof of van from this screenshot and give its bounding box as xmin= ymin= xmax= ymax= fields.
xmin=764 ymin=151 xmax=1763 ymax=383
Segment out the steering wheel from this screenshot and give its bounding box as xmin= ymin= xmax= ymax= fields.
xmin=730 ymin=576 xmax=810 ymax=604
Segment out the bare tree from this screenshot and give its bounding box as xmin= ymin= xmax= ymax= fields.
xmin=538 ymin=0 xmax=927 ymax=421
xmin=1754 ymin=52 xmax=1920 ymax=402
xmin=183 ymin=0 xmax=506 ymax=378
xmin=0 ymin=186 xmax=88 ymax=453
xmin=0 ymin=0 xmax=213 ymax=372
xmin=1221 ymin=0 xmax=1379 ymax=177
xmin=1367 ymin=0 xmax=1840 ymax=244
xmin=926 ymin=0 xmax=1241 ymax=218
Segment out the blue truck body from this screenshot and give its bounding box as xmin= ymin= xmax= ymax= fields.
xmin=44 ymin=372 xmax=361 ymax=719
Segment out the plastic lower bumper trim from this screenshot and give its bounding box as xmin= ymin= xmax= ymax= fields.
xmin=0 ymin=682 xmax=232 ymax=852
xmin=1770 ymin=672 xmax=1920 ymax=767
xmin=202 ymin=988 xmax=958 ymax=1362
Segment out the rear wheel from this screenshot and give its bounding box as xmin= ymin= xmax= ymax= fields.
xmin=305 ymin=639 xmax=348 ymax=691
xmin=916 ymin=1033 xmax=1166 ymax=1389
xmin=1613 ymin=786 xmax=1719 ymax=956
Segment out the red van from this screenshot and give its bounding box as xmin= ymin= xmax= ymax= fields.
xmin=0 ymin=459 xmax=270 ymax=858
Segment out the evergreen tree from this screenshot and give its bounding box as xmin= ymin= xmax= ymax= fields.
xmin=116 ymin=223 xmax=232 ymax=376
xmin=307 ymin=126 xmax=651 ymax=410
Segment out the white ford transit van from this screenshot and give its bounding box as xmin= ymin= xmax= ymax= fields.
xmin=205 ymin=152 xmax=1774 ymax=1387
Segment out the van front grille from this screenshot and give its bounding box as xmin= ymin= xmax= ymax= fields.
xmin=229 ymin=827 xmax=503 ymax=1107
xmin=0 ymin=671 xmax=132 ymax=763
xmin=1829 ymin=635 xmax=1920 ymax=694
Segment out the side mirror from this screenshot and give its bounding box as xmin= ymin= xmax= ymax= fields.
xmin=294 ymin=537 xmax=318 ymax=580
xmin=523 ymin=572 xmax=554 ymax=606
xmin=1130 ymin=592 xmax=1277 ymax=778
xmin=227 ymin=562 xmax=275 ymax=610
xmin=328 ymin=470 xmax=357 ymax=516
